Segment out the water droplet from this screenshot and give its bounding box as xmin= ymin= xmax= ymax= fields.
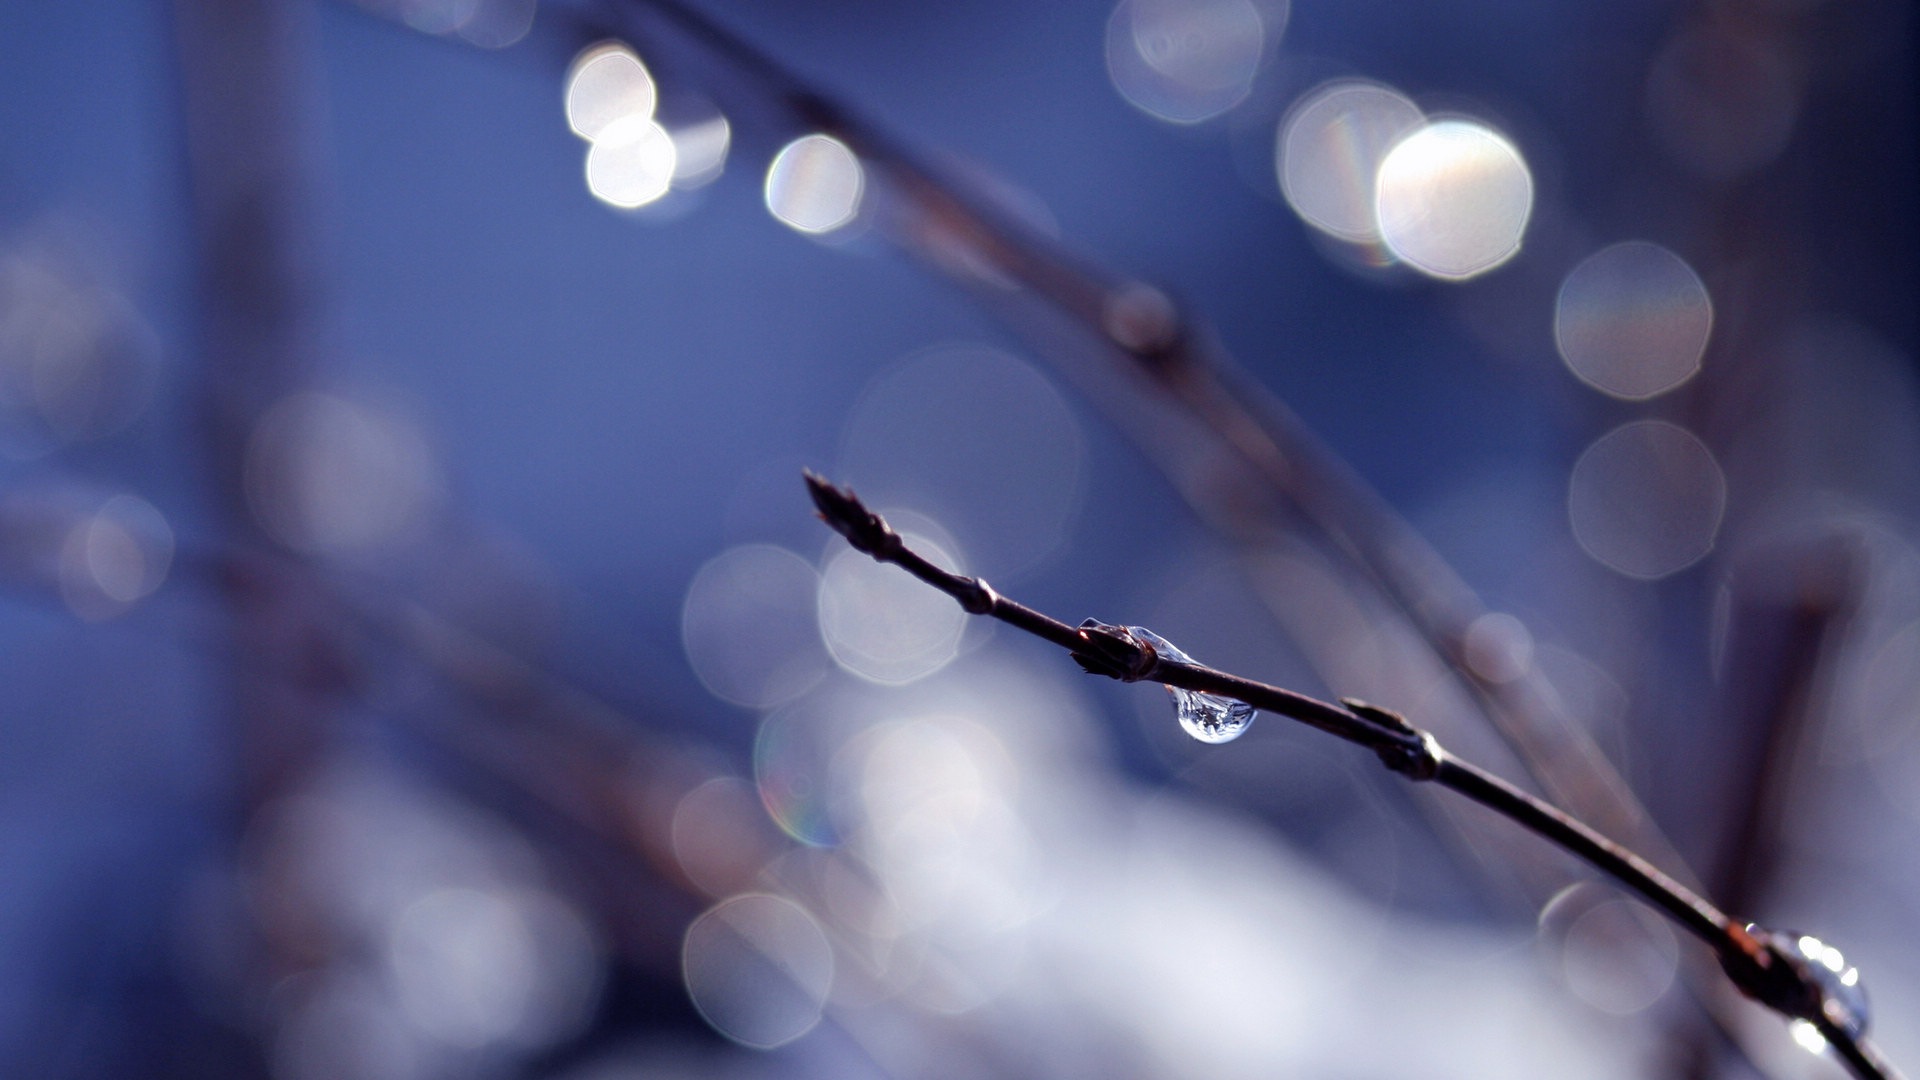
xmin=1126 ymin=626 xmax=1256 ymax=743
xmin=1751 ymin=928 xmax=1871 ymax=1043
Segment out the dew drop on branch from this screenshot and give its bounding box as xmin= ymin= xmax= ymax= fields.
xmin=1126 ymin=626 xmax=1255 ymax=744
xmin=1749 ymin=928 xmax=1871 ymax=1050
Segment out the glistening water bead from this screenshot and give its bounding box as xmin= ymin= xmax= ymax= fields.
xmin=1126 ymin=626 xmax=1256 ymax=743
xmin=1748 ymin=928 xmax=1871 ymax=1048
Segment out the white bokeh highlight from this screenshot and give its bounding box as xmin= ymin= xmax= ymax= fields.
xmin=682 ymin=894 xmax=835 ymax=1049
xmin=1277 ymin=80 xmax=1424 ymax=245
xmin=766 ymin=135 xmax=865 ymax=234
xmin=585 ymin=117 xmax=677 ymax=209
xmin=1106 ymin=0 xmax=1279 ymax=124
xmin=682 ymin=544 xmax=828 ymax=709
xmin=1375 ymin=120 xmax=1534 ymax=280
xmin=565 ymin=45 xmax=657 ymax=142
xmin=817 ymin=526 xmax=967 ymax=684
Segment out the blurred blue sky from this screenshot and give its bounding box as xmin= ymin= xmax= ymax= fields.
xmin=0 ymin=0 xmax=1914 ymax=1074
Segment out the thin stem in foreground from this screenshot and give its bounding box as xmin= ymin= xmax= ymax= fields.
xmin=805 ymin=471 xmax=1899 ymax=1080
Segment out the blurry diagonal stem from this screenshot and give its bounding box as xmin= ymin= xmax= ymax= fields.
xmin=1678 ymin=542 xmax=1866 ymax=1078
xmin=175 ymin=0 xmax=341 ymax=820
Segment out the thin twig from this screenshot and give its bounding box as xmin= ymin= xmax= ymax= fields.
xmin=806 ymin=471 xmax=1900 ymax=1080
xmin=582 ymin=0 xmax=1701 ymax=909
xmin=175 ymin=0 xmax=339 ymax=819
xmin=331 ymin=4 xmax=1876 ymax=1070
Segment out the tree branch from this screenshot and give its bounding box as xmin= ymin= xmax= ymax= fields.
xmin=806 ymin=471 xmax=1899 ymax=1080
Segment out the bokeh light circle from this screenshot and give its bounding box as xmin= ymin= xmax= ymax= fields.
xmin=1462 ymin=612 xmax=1533 ymax=685
xmin=838 ymin=345 xmax=1084 ymax=577
xmin=57 ymin=493 xmax=174 ymax=621
xmin=682 ymin=544 xmax=828 ymax=709
xmin=1375 ymin=119 xmax=1534 ymax=280
xmin=817 ymin=528 xmax=967 ymax=684
xmin=1555 ymin=241 xmax=1712 ymax=400
xmin=682 ymin=894 xmax=834 ymax=1049
xmin=384 ymin=886 xmax=602 ymax=1050
xmin=766 ymin=135 xmax=865 ymax=234
xmin=1105 ymin=0 xmax=1278 ymax=124
xmin=565 ymin=44 xmax=657 ymax=141
xmin=754 ymin=699 xmax=844 ymax=849
xmin=670 ymin=776 xmax=785 ymax=899
xmin=455 ymin=0 xmax=537 ymax=50
xmin=1277 ymin=80 xmax=1424 ymax=244
xmin=1568 ymin=420 xmax=1726 ymax=580
xmin=1558 ymin=897 xmax=1679 ymax=1016
xmin=0 ymin=255 xmax=158 ymax=454
xmin=584 ymin=117 xmax=677 ymax=209
xmin=1645 ymin=29 xmax=1798 ymax=183
xmin=668 ymin=113 xmax=732 ymax=188
xmin=244 ymin=391 xmax=442 ymax=554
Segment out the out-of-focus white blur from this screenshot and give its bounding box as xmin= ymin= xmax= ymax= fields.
xmin=1106 ymin=0 xmax=1283 ymax=124
xmin=245 ymin=391 xmax=444 ymax=554
xmin=242 ymin=759 xmax=607 ymax=1080
xmin=1375 ymin=120 xmax=1534 ymax=280
xmin=767 ymin=135 xmax=865 ymax=235
xmin=1278 ymin=80 xmax=1424 ymax=248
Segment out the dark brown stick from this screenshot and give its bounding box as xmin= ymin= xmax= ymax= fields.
xmin=807 ymin=472 xmax=1899 ymax=1080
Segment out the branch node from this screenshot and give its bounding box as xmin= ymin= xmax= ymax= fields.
xmin=1102 ymin=282 xmax=1187 ymax=372
xmin=956 ymin=576 xmax=998 ymax=615
xmin=1375 ymin=730 xmax=1445 ymax=782
xmin=1071 ymin=619 xmax=1156 ymax=682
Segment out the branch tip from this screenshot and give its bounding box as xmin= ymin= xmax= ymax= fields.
xmin=802 ymin=469 xmax=899 ymax=558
